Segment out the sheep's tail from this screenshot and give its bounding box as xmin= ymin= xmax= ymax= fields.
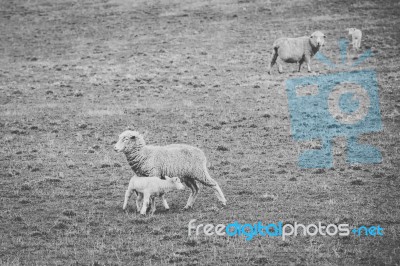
xmin=272 ymin=43 xmax=279 ymax=53
xmin=269 ymin=44 xmax=279 ymax=74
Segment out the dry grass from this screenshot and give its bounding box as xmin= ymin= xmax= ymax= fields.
xmin=0 ymin=0 xmax=399 ymax=265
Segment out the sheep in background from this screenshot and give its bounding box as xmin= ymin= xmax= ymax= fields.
xmin=347 ymin=28 xmax=362 ymax=50
xmin=268 ymin=31 xmax=326 ymax=74
xmin=114 ymin=130 xmax=227 ymax=210
xmin=123 ymin=175 xmax=185 ymax=215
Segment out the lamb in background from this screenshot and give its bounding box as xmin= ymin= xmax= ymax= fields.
xmin=347 ymin=28 xmax=362 ymax=51
xmin=268 ymin=31 xmax=326 ymax=74
xmin=114 ymin=130 xmax=227 ymax=210
xmin=123 ymin=175 xmax=185 ymax=215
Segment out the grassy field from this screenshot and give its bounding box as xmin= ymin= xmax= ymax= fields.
xmin=1 ymin=0 xmax=399 ymax=265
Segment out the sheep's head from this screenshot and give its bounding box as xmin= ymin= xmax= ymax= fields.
xmin=347 ymin=28 xmax=356 ymax=34
xmin=114 ymin=130 xmax=145 ymax=153
xmin=165 ymin=176 xmax=185 ymax=190
xmin=310 ymin=31 xmax=326 ymax=48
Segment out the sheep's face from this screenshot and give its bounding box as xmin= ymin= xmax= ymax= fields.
xmin=310 ymin=31 xmax=326 ymax=48
xmin=168 ymin=177 xmax=185 ymax=190
xmin=114 ymin=130 xmax=144 ymax=152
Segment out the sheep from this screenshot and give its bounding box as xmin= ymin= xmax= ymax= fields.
xmin=114 ymin=130 xmax=227 ymax=210
xmin=268 ymin=31 xmax=326 ymax=74
xmin=123 ymin=175 xmax=185 ymax=215
xmin=347 ymin=28 xmax=362 ymax=51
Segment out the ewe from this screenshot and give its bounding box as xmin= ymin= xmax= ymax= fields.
xmin=123 ymin=175 xmax=185 ymax=215
xmin=268 ymin=31 xmax=326 ymax=74
xmin=114 ymin=130 xmax=227 ymax=210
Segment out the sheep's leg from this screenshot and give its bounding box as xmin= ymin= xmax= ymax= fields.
xmin=352 ymin=39 xmax=359 ymax=51
xmin=298 ymin=58 xmax=305 ymax=72
xmin=136 ymin=193 xmax=143 ymax=213
xmin=198 ymin=169 xmax=227 ymax=206
xmin=183 ymin=180 xmax=195 ymax=210
xmin=268 ymin=48 xmax=279 ymax=74
xmin=277 ymin=61 xmax=283 ymax=73
xmin=304 ymin=55 xmax=312 ymax=72
xmin=190 ymin=180 xmax=199 ymax=207
xmin=123 ymin=188 xmax=133 ymax=211
xmin=150 ymin=171 xmax=170 ymax=210
xmin=210 ymin=183 xmax=227 ymax=206
xmin=149 ymin=196 xmax=156 ymax=215
xmin=123 ymin=179 xmax=135 ymax=211
xmin=298 ymin=63 xmax=301 ymax=72
xmin=161 ymin=194 xmax=169 ymax=210
xmin=184 ymin=179 xmax=199 ymax=209
xmin=140 ymin=193 xmax=150 ymax=215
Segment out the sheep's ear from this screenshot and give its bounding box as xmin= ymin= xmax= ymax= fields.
xmin=164 ymin=176 xmax=170 ymax=180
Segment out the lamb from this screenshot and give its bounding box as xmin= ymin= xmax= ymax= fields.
xmin=347 ymin=28 xmax=362 ymax=50
xmin=268 ymin=31 xmax=326 ymax=74
xmin=114 ymin=130 xmax=227 ymax=210
xmin=123 ymin=175 xmax=185 ymax=215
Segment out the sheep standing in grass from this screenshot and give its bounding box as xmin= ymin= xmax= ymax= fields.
xmin=114 ymin=130 xmax=227 ymax=210
xmin=347 ymin=28 xmax=362 ymax=51
xmin=123 ymin=175 xmax=185 ymax=215
xmin=268 ymin=31 xmax=326 ymax=74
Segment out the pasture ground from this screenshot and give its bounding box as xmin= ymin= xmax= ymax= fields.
xmin=1 ymin=0 xmax=399 ymax=265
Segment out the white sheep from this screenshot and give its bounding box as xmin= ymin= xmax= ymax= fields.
xmin=347 ymin=28 xmax=362 ymax=50
xmin=123 ymin=175 xmax=185 ymax=215
xmin=114 ymin=130 xmax=227 ymax=210
xmin=268 ymin=31 xmax=326 ymax=74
